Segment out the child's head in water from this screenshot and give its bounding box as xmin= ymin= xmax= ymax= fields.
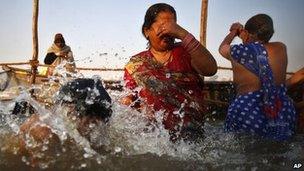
xmin=56 ymin=78 xmax=112 ymax=137
xmin=56 ymin=78 xmax=112 ymax=125
xmin=16 ymin=78 xmax=112 ymax=165
xmin=239 ymin=14 xmax=274 ymax=44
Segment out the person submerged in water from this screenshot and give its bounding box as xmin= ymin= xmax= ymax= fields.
xmin=122 ymin=3 xmax=217 ymax=141
xmin=219 ymin=14 xmax=297 ymax=140
xmin=44 ymin=33 xmax=76 ymax=76
xmin=14 ymin=78 xmax=112 ymax=165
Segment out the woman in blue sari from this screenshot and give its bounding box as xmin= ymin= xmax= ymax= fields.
xmin=219 ymin=14 xmax=296 ymax=140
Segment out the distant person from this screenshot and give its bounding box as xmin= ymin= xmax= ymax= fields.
xmin=121 ymin=3 xmax=217 ymax=141
xmin=44 ymin=33 xmax=76 ymax=75
xmin=219 ymin=14 xmax=296 ymax=140
xmin=286 ymin=67 xmax=304 ymax=133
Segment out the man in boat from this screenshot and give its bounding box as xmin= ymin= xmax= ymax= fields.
xmin=286 ymin=67 xmax=304 ymax=133
xmin=44 ymin=33 xmax=76 ymax=76
xmin=219 ymin=14 xmax=296 ymax=140
xmin=12 ymin=78 xmax=112 ymax=166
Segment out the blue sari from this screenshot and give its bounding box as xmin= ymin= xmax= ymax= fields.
xmin=225 ymin=42 xmax=297 ymax=140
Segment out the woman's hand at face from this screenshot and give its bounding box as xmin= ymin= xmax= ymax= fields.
xmin=157 ymin=21 xmax=188 ymax=40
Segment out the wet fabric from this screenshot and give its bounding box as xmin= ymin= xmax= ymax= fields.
xmin=124 ymin=44 xmax=206 ymax=133
xmin=225 ymin=42 xmax=296 ymax=140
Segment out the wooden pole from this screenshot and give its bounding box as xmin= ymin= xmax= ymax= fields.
xmin=0 ymin=62 xmax=29 ymax=66
xmin=30 ymin=0 xmax=39 ymax=84
xmin=200 ymin=0 xmax=208 ymax=47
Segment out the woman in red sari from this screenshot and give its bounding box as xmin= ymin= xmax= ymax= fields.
xmin=122 ymin=3 xmax=217 ymax=140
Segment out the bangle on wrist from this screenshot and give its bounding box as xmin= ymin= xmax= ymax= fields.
xmin=181 ymin=33 xmax=201 ymax=53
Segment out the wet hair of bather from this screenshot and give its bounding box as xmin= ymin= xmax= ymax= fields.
xmin=13 ymin=78 xmax=112 ymax=166
xmin=12 ymin=78 xmax=112 ymax=122
xmin=56 ymin=78 xmax=112 ymax=122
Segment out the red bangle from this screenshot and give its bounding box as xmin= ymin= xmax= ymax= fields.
xmin=181 ymin=33 xmax=201 ymax=53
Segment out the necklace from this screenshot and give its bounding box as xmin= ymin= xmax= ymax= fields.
xmin=162 ymin=53 xmax=172 ymax=65
xmin=150 ymin=49 xmax=173 ymax=65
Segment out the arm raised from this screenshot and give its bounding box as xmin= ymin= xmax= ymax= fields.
xmin=219 ymin=23 xmax=242 ymax=60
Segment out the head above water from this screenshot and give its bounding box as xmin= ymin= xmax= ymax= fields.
xmin=56 ymin=78 xmax=112 ymax=122
xmin=142 ymin=3 xmax=176 ymax=37
xmin=243 ymin=14 xmax=274 ymax=43
xmin=142 ymin=3 xmax=177 ymax=51
xmin=54 ymin=33 xmax=66 ymax=48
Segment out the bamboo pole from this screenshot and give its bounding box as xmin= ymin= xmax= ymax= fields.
xmin=0 ymin=62 xmax=29 ymax=66
xmin=29 ymin=0 xmax=39 ymax=84
xmin=218 ymin=66 xmax=233 ymax=71
xmin=200 ymin=0 xmax=208 ymax=47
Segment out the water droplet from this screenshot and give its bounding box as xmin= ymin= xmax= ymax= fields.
xmin=83 ymin=153 xmax=92 ymax=158
xmin=115 ymin=146 xmax=122 ymax=153
xmin=188 ymin=90 xmax=193 ymax=94
xmin=21 ymin=156 xmax=27 ymax=162
xmin=42 ymin=145 xmax=48 ymax=151
xmin=81 ymin=163 xmax=87 ymax=168
xmin=89 ymin=123 xmax=95 ymax=128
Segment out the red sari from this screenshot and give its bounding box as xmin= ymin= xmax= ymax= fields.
xmin=124 ymin=44 xmax=206 ymax=132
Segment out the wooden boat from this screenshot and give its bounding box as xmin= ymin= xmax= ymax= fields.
xmin=1 ymin=64 xmax=48 ymax=88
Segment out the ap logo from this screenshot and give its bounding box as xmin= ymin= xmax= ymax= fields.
xmin=293 ymin=163 xmax=302 ymax=169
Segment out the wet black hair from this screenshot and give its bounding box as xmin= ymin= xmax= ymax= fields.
xmin=142 ymin=3 xmax=176 ymax=40
xmin=57 ymin=78 xmax=112 ymax=121
xmin=245 ymin=14 xmax=274 ymax=43
xmin=12 ymin=101 xmax=35 ymax=115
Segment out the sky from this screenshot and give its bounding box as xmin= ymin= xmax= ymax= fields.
xmin=0 ymin=0 xmax=303 ymax=77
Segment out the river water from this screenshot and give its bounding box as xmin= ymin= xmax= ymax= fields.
xmin=0 ymin=79 xmax=303 ymax=171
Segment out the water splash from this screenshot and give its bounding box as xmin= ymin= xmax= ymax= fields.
xmin=0 ymin=79 xmax=303 ymax=170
